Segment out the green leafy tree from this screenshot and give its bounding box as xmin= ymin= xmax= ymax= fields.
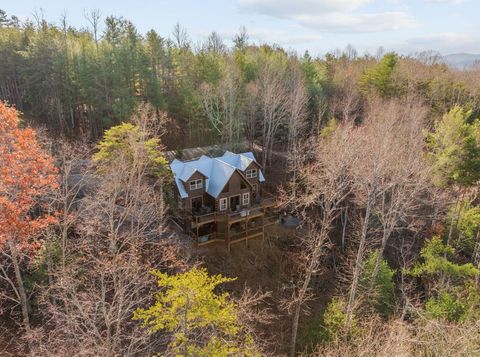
xmin=133 ymin=268 xmax=258 ymax=356
xmin=93 ymin=122 xmax=168 ymax=177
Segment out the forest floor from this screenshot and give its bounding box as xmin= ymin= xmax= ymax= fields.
xmin=0 ymin=318 xmax=21 ymax=356
xmin=199 ymin=224 xmax=337 ymax=356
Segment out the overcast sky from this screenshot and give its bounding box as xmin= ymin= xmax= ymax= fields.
xmin=3 ymin=0 xmax=479 ymax=56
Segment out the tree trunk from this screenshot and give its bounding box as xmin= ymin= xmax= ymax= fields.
xmin=345 ymin=194 xmax=372 ymax=331
xmin=341 ymin=207 xmax=348 ymax=249
xmin=8 ymin=240 xmax=31 ymax=333
xmin=289 ymin=238 xmax=324 ymax=357
xmin=473 ymin=229 xmax=480 ymax=287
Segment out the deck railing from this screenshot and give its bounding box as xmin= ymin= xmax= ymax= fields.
xmin=196 ymin=232 xmax=226 ymax=246
xmin=187 ymin=195 xmax=275 ymax=221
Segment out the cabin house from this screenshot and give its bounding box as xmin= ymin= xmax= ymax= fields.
xmin=170 ymin=151 xmax=276 ymax=249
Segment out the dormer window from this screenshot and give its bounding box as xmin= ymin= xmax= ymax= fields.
xmin=246 ymin=169 xmax=257 ymax=179
xmin=189 ymin=179 xmax=203 ymax=190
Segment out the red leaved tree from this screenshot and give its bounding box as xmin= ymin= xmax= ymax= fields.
xmin=0 ymin=102 xmax=58 ymax=333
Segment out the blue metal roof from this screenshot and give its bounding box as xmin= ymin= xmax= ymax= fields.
xmin=170 ymin=151 xmax=264 ymax=199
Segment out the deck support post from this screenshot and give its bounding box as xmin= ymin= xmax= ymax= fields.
xmin=227 ymin=214 xmax=231 ymax=252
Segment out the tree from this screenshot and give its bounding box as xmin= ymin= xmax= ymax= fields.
xmin=343 ymin=98 xmax=431 ymax=330
xmin=133 ymin=268 xmax=258 ymax=356
xmin=254 ymin=56 xmax=289 ymax=170
xmin=286 ymin=64 xmax=308 ymax=174
xmin=427 ymin=106 xmax=480 ymax=188
xmin=93 ymin=106 xmax=169 ymax=178
xmin=365 ymin=99 xmax=430 ymax=296
xmin=233 ymin=26 xmax=249 ymax=51
xmin=284 ymin=122 xmax=357 ymax=357
xmin=0 ymin=102 xmax=58 ymax=333
xmin=199 ymin=60 xmax=244 ymax=145
xmin=360 ymin=252 xmax=396 ymax=317
xmin=359 ymin=52 xmax=398 ymax=97
xmin=427 ymin=106 xmax=480 ymax=244
xmin=410 ymin=236 xmax=479 ymax=287
xmin=32 ymin=107 xmax=177 ymax=355
xmin=449 ymin=200 xmax=480 ymax=255
xmin=410 ymin=236 xmax=480 ymax=322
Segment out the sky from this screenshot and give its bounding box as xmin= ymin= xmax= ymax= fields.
xmin=2 ymin=0 xmax=479 ymax=56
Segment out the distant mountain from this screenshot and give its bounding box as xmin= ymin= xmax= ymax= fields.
xmin=443 ymin=53 xmax=480 ymax=69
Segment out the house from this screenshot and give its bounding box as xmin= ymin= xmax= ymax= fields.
xmin=170 ymin=151 xmax=276 ymax=250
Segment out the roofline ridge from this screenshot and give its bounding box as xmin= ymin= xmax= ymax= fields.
xmin=213 ymin=156 xmax=237 ymax=170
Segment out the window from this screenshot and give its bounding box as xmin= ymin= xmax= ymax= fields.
xmin=242 ymin=193 xmax=250 ymax=205
xmin=219 ymin=198 xmax=227 ymax=211
xmin=246 ymin=169 xmax=257 ymax=179
xmin=240 ymin=181 xmax=247 ymax=189
xmin=189 ymin=179 xmax=203 ymax=190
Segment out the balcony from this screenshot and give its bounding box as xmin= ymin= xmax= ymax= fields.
xmin=186 ymin=193 xmax=275 ymax=227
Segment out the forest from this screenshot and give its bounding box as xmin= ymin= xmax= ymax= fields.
xmin=2 ymin=7 xmax=480 ymax=356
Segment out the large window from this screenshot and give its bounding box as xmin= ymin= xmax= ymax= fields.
xmin=189 ymin=179 xmax=203 ymax=190
xmin=246 ymin=169 xmax=257 ymax=179
xmin=242 ymin=192 xmax=250 ymax=205
xmin=219 ymin=198 xmax=227 ymax=211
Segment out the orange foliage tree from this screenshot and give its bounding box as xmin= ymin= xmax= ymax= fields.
xmin=0 ymin=102 xmax=58 ymax=332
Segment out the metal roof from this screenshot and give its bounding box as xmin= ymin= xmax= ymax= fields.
xmin=170 ymin=151 xmax=265 ymax=199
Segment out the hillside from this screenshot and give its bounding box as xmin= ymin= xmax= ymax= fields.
xmin=444 ymin=53 xmax=480 ymax=69
xmin=2 ymin=7 xmax=480 ymax=357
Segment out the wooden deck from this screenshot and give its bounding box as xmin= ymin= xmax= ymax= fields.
xmin=187 ymin=196 xmax=275 ymax=228
xmin=183 ymin=195 xmax=277 ymax=250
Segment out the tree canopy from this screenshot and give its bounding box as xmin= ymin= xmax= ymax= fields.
xmin=133 ymin=268 xmax=257 ymax=356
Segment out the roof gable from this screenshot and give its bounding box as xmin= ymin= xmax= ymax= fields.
xmin=170 ymin=151 xmax=265 ymax=199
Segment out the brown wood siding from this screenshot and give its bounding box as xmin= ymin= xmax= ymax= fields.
xmin=244 ymin=162 xmax=262 ymax=195
xmin=183 ymin=171 xmax=206 ymax=210
xmin=215 ymin=171 xmax=252 ymax=211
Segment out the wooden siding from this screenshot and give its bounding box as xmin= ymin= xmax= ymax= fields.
xmin=215 ymin=171 xmax=252 ymax=211
xmin=183 ymin=171 xmax=207 ymax=210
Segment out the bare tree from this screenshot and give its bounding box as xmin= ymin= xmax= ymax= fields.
xmin=330 ymin=63 xmax=362 ymax=123
xmin=205 ymin=31 xmax=226 ymax=54
xmin=244 ymin=82 xmax=259 ymax=149
xmin=286 ymin=65 xmax=309 ymax=196
xmin=200 ymin=61 xmax=243 ymax=146
xmin=172 ymin=22 xmax=189 ymax=49
xmin=344 ymin=98 xmax=432 ymax=328
xmin=85 ymin=9 xmax=102 ymax=47
xmin=344 ymin=100 xmax=404 ymax=329
xmin=30 ymin=106 xmax=186 ymax=355
xmin=233 ymin=26 xmax=249 ymax=50
xmin=283 ymin=123 xmax=358 ymax=357
xmin=255 ymin=59 xmax=289 ymax=170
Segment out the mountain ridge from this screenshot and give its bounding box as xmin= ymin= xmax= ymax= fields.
xmin=443 ymin=53 xmax=480 ymax=69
